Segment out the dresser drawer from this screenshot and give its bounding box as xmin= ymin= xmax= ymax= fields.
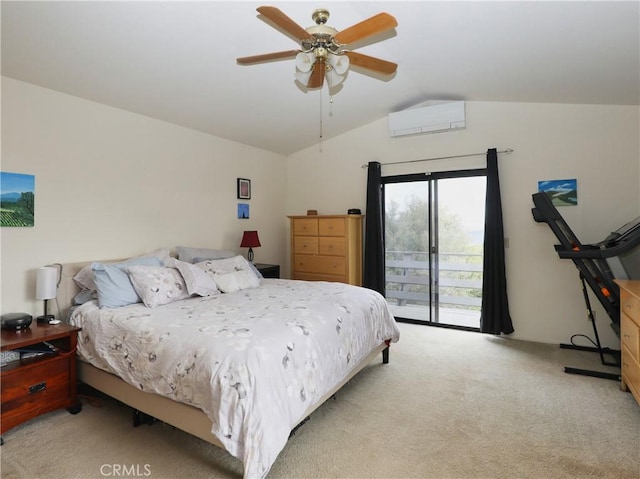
xmin=294 ymin=255 xmax=346 ymax=276
xmin=1 ymin=355 xmax=71 ymax=418
xmin=294 ymin=236 xmax=319 ymax=255
xmin=293 ymin=218 xmax=318 ymax=236
xmin=622 ymin=347 xmax=640 ymax=402
xmin=621 ymin=313 xmax=640 ymax=362
xmin=621 ymin=289 xmax=640 ymax=324
xmin=319 ymin=218 xmax=345 ymax=237
xmin=319 ymin=237 xmax=346 ymax=256
xmin=294 ymin=272 xmax=347 ymax=283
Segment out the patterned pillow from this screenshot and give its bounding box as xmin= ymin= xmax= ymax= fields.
xmin=126 ymin=265 xmax=190 ymax=308
xmin=195 ymin=255 xmax=253 ymax=277
xmin=168 ymin=258 xmax=219 ymax=297
xmin=194 ymin=256 xmax=261 ymax=293
xmin=214 ymin=269 xmax=261 ymax=293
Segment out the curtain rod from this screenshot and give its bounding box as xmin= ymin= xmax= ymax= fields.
xmin=361 ymin=148 xmax=514 ymax=168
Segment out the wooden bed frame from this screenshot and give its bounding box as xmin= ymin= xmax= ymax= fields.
xmin=59 ymin=259 xmax=390 ymax=453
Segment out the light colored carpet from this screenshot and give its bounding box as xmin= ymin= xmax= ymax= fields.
xmin=1 ymin=323 xmax=639 ymax=479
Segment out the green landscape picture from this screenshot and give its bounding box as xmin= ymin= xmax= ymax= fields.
xmin=538 ymin=179 xmax=578 ymax=206
xmin=1 ymin=172 xmax=35 ymax=227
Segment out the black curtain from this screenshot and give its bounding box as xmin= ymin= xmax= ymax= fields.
xmin=480 ymin=149 xmax=514 ymax=335
xmin=363 ymin=161 xmax=385 ymax=295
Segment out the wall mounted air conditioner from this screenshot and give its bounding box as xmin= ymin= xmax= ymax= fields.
xmin=388 ymin=101 xmax=466 ymax=137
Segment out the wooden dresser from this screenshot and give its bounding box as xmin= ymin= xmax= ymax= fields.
xmin=617 ymin=279 xmax=640 ymax=406
xmin=289 ymin=215 xmax=363 ymax=286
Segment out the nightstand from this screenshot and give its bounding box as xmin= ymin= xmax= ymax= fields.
xmin=255 ymin=263 xmax=280 ymax=279
xmin=1 ymin=322 xmax=82 ymax=441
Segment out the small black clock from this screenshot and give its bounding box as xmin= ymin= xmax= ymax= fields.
xmin=1 ymin=313 xmax=33 ymax=331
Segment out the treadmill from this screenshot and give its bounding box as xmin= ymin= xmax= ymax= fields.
xmin=531 ymin=191 xmax=640 ymax=380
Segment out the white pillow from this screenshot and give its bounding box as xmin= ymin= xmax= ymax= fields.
xmin=126 ymin=265 xmax=190 ymax=308
xmin=169 ymin=258 xmax=219 ymax=297
xmin=195 ymin=255 xmax=253 ymax=277
xmin=214 ymin=269 xmax=261 ymax=293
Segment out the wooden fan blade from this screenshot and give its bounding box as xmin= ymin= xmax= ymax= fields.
xmin=236 ymin=50 xmax=299 ymax=65
xmin=307 ymin=62 xmax=325 ymax=88
xmin=345 ymin=51 xmax=397 ymax=75
xmin=334 ymin=12 xmax=397 ymax=45
xmin=257 ymin=6 xmax=314 ymax=42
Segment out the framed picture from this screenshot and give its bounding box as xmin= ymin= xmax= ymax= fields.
xmin=1 ymin=172 xmax=35 ymax=227
xmin=538 ymin=179 xmax=578 ymax=206
xmin=237 ymin=178 xmax=251 ymax=199
xmin=238 ymin=203 xmax=250 ymax=219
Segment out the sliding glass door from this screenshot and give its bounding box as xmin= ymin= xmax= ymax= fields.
xmin=384 ymin=170 xmax=486 ymax=329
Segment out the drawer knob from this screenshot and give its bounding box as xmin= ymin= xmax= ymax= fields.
xmin=29 ymin=382 xmax=47 ymax=394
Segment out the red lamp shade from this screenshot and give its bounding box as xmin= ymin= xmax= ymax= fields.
xmin=240 ymin=230 xmax=261 ymax=248
xmin=240 ymin=230 xmax=261 ymax=262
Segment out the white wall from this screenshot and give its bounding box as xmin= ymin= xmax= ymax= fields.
xmin=286 ymin=101 xmax=640 ymax=347
xmin=1 ymin=77 xmax=287 ymax=318
xmin=3 ymin=78 xmax=639 ymax=348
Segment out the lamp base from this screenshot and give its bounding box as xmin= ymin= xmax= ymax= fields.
xmin=247 ymin=247 xmax=254 ymax=263
xmin=37 ymin=314 xmax=55 ymax=324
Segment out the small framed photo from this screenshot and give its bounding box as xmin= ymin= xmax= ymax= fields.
xmin=237 ymin=178 xmax=251 ymax=199
xmin=238 ymin=203 xmax=250 ymax=219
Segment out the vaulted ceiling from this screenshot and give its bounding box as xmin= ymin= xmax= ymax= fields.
xmin=2 ymin=1 xmax=639 ymax=155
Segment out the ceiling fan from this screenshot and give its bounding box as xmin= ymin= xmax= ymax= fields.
xmin=236 ymin=6 xmax=398 ymax=90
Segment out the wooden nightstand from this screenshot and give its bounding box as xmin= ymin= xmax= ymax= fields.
xmin=255 ymin=263 xmax=280 ymax=279
xmin=1 ymin=322 xmax=82 ymax=441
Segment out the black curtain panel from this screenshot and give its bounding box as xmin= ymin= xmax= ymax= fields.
xmin=480 ymin=149 xmax=514 ymax=335
xmin=363 ymin=161 xmax=385 ymax=295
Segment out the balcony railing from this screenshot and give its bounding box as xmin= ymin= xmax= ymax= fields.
xmin=385 ymin=251 xmax=483 ymax=310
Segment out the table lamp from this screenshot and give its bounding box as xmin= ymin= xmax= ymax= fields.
xmin=36 ymin=266 xmax=57 ymax=323
xmin=240 ymin=230 xmax=261 ymax=263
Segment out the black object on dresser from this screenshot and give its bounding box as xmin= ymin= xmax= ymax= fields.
xmin=255 ymin=263 xmax=280 ymax=279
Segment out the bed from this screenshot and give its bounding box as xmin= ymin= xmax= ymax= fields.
xmin=59 ymin=251 xmax=400 ymax=478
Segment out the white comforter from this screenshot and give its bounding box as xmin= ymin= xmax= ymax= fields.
xmin=70 ymin=279 xmax=400 ymax=478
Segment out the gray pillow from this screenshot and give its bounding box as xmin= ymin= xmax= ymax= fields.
xmin=176 ymin=246 xmax=235 ymax=264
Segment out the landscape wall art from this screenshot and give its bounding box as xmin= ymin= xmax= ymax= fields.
xmin=538 ymin=179 xmax=578 ymax=206
xmin=1 ymin=172 xmax=35 ymax=227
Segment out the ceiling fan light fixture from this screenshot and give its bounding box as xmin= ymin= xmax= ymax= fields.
xmin=295 ymin=51 xmax=316 ymax=73
xmin=295 ymin=68 xmax=313 ymax=86
xmin=238 ymin=7 xmax=398 ymax=93
xmin=326 ymin=67 xmax=347 ymax=88
xmin=328 ymin=53 xmax=349 ymax=75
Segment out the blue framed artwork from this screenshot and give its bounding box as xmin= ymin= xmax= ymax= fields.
xmin=1 ymin=172 xmax=35 ymax=227
xmin=538 ymin=179 xmax=577 ymax=206
xmin=238 ymin=203 xmax=250 ymax=219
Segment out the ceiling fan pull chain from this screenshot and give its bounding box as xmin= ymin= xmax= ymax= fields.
xmin=318 ymin=88 xmax=324 ymax=152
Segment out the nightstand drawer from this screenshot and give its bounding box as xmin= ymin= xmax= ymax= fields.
xmin=1 ymin=354 xmax=71 ymax=415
